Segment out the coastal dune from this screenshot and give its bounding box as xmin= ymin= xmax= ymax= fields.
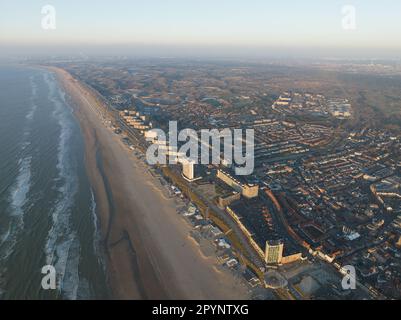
xmin=51 ymin=67 xmax=250 ymax=300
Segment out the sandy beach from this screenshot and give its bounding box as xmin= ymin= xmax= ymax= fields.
xmin=50 ymin=67 xmax=250 ymax=300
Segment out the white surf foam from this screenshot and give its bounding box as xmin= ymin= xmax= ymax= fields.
xmin=0 ymin=74 xmax=38 ymax=291
xmin=0 ymin=75 xmax=38 ymax=255
xmin=0 ymin=156 xmax=32 ymax=258
xmin=90 ymin=189 xmax=106 ymax=272
xmin=43 ymin=72 xmax=81 ymax=300
xmin=26 ymin=76 xmax=38 ymax=121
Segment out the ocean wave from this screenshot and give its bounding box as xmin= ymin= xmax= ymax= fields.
xmin=0 ymin=75 xmax=38 ymax=290
xmin=0 ymin=75 xmax=38 ymax=255
xmin=90 ymin=189 xmax=105 ymax=272
xmin=0 ymin=156 xmax=33 ymax=259
xmin=10 ymin=157 xmax=32 ymax=218
xmin=43 ymin=72 xmax=81 ymax=300
xmin=59 ymin=232 xmax=81 ymax=300
xmin=25 ymin=76 xmax=38 ymax=121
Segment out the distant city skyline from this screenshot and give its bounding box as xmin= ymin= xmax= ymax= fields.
xmin=1 ymin=0 xmax=401 ymax=58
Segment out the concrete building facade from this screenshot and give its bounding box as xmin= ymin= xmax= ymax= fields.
xmin=217 ymin=169 xmax=259 ymax=199
xmin=265 ymin=240 xmax=284 ymax=265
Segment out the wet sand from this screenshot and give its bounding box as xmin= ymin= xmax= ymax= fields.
xmin=50 ymin=67 xmax=250 ymax=300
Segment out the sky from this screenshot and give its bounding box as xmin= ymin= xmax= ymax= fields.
xmin=1 ymin=0 xmax=401 ymax=58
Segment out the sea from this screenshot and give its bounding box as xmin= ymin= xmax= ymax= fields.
xmin=0 ymin=65 xmax=109 ymax=299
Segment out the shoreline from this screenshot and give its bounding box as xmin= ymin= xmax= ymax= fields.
xmin=49 ymin=66 xmax=250 ymax=300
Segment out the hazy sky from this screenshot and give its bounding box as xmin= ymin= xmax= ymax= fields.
xmin=1 ymin=0 xmax=401 ymax=57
